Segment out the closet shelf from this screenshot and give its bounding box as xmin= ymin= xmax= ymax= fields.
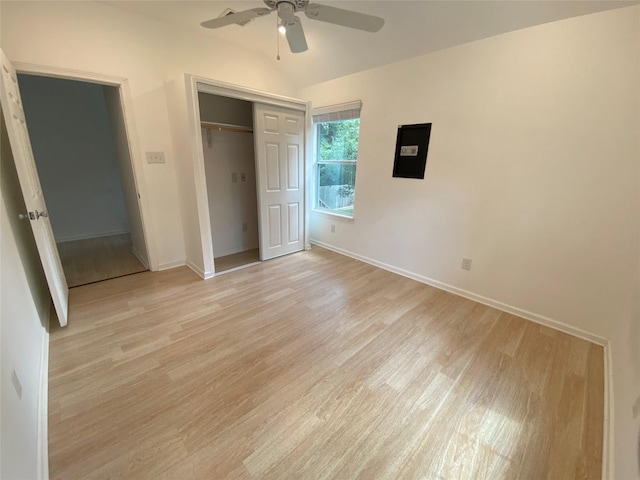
xmin=201 ymin=121 xmax=253 ymax=134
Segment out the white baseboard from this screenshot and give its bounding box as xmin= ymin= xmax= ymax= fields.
xmin=186 ymin=260 xmax=214 ymax=280
xmin=37 ymin=327 xmax=49 ymax=480
xmin=157 ymin=260 xmax=186 ymax=271
xmin=131 ymin=246 xmax=149 ymax=269
xmin=55 ymin=229 xmax=130 ymax=243
xmin=310 ymin=240 xmax=608 ymax=347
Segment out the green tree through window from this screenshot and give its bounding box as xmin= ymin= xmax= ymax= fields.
xmin=315 ymin=118 xmax=360 ymax=216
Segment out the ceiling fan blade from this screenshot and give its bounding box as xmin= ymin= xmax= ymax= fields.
xmin=285 ymin=16 xmax=308 ymax=53
xmin=201 ymin=7 xmax=272 ymax=29
xmin=304 ymin=4 xmax=384 ymax=32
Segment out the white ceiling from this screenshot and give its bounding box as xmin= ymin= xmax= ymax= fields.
xmin=106 ymin=0 xmax=636 ymax=88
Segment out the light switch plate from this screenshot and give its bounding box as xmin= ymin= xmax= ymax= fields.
xmin=146 ymin=151 xmax=165 ymax=164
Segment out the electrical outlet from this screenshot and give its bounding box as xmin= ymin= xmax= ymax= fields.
xmin=331 ymin=224 xmax=336 ymax=233
xmin=11 ymin=369 xmax=22 ymax=399
xmin=240 ymin=173 xmax=246 ymax=182
xmin=633 ymin=394 xmax=640 ymax=420
xmin=231 ymin=173 xmax=238 ymax=183
xmin=145 ymin=151 xmax=165 ymax=164
xmin=461 ymin=258 xmax=472 ymax=271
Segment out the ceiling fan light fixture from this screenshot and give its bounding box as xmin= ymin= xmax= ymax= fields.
xmin=278 ymin=22 xmax=287 ymax=34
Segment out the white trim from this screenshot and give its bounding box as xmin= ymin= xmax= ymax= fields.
xmin=13 ymin=62 xmax=159 ymax=272
xmin=311 ymin=100 xmax=362 ymax=117
xmin=312 ymin=209 xmax=355 ymax=222
xmin=185 ymin=74 xmax=214 ymax=280
xmin=157 ymin=260 xmax=186 ymax=271
xmin=55 ymin=229 xmax=130 ymax=243
xmin=310 ymin=240 xmax=609 ymax=346
xmin=603 ymin=340 xmax=615 ymax=480
xmin=304 ymin=100 xmax=313 ymax=252
xmin=185 ymin=74 xmax=309 ymax=279
xmin=186 ymin=260 xmax=214 ymax=280
xmin=131 ymin=245 xmax=149 ymax=270
xmin=37 ymin=326 xmax=49 ymax=480
xmin=193 ymin=76 xmax=306 ymax=112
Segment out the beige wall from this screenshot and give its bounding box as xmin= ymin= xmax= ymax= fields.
xmin=302 ymin=6 xmax=639 ymax=340
xmin=0 ymin=0 xmax=296 ymax=270
xmin=301 ymin=6 xmax=640 ymax=477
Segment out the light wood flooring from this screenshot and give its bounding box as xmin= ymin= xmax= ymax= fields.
xmin=215 ymin=248 xmax=261 ymax=273
xmin=57 ymin=233 xmax=147 ymax=287
xmin=48 ymin=247 xmax=604 ymax=480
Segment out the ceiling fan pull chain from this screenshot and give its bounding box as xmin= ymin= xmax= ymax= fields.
xmin=276 ymin=12 xmax=281 ymax=61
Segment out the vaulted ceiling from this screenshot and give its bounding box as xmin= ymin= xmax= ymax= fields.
xmin=107 ymin=1 xmax=636 ymax=88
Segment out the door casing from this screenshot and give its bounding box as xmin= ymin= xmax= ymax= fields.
xmin=13 ymin=62 xmax=158 ymax=272
xmin=185 ymin=74 xmax=311 ymax=279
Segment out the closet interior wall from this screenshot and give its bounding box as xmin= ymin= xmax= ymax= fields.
xmin=198 ymin=93 xmax=259 ymax=262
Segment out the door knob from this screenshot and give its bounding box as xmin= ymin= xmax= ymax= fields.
xmin=36 ymin=210 xmax=48 ymax=219
xmin=18 ymin=213 xmax=28 ymax=220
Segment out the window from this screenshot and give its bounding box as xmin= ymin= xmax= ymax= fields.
xmin=313 ymin=101 xmax=362 ymax=218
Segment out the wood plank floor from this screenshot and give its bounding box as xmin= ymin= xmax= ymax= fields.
xmin=57 ymin=233 xmax=147 ymax=287
xmin=48 ymin=247 xmax=604 ymax=480
xmin=215 ymin=248 xmax=261 ymax=273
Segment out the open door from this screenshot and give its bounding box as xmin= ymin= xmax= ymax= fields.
xmin=0 ymin=49 xmax=69 ymax=326
xmin=253 ymin=103 xmax=305 ymax=261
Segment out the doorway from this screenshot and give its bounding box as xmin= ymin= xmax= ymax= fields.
xmin=17 ymin=74 xmax=149 ymax=287
xmin=198 ymin=93 xmax=260 ymax=273
xmin=192 ymin=82 xmax=307 ymax=277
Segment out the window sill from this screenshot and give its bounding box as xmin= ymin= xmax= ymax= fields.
xmin=312 ymin=209 xmax=355 ymax=223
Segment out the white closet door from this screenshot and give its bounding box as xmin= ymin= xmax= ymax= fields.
xmin=253 ymin=103 xmax=305 ymax=261
xmin=0 ymin=49 xmax=69 ymax=326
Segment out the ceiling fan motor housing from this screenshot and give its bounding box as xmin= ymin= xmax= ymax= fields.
xmin=263 ymin=0 xmax=310 ymax=12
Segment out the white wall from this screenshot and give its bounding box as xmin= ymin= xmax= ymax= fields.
xmin=202 ymin=129 xmax=259 ymax=258
xmin=18 ymin=74 xmax=130 ymax=243
xmin=0 ymin=0 xmax=296 ymax=270
xmin=302 ymin=6 xmax=639 ymax=341
xmin=302 ymin=6 xmax=640 ymax=478
xmin=1 ymin=116 xmax=50 ymax=480
xmin=198 ymin=92 xmax=253 ymax=128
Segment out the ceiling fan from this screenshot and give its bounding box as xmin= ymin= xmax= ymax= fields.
xmin=200 ymin=1 xmax=385 ymax=54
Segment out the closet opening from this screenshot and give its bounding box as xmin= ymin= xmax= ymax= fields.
xmin=198 ymin=93 xmax=260 ymax=273
xmin=17 ymin=74 xmax=149 ymax=287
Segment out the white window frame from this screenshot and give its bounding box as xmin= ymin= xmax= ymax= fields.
xmin=312 ymin=101 xmax=362 ymax=220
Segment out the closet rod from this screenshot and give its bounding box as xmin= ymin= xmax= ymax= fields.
xmin=201 ymin=121 xmax=253 ymax=134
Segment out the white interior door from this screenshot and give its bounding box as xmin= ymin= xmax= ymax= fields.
xmin=0 ymin=49 xmax=69 ymax=327
xmin=253 ymin=103 xmax=305 ymax=261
